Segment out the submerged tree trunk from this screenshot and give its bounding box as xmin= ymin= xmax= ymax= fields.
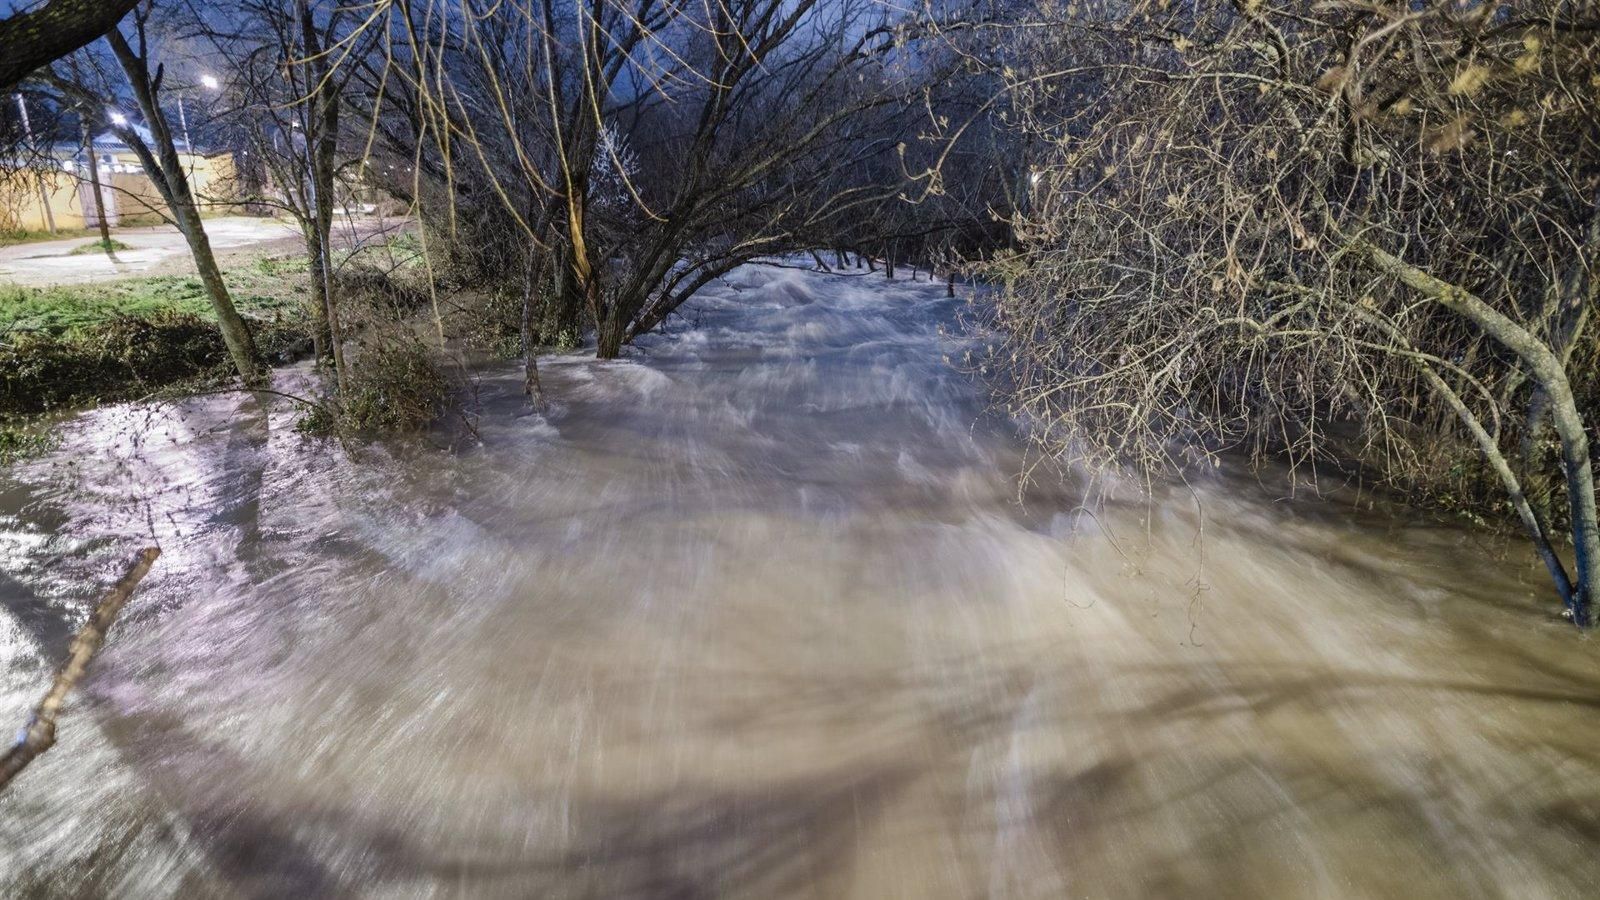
xmin=0 ymin=547 xmax=159 ymax=790
xmin=520 ymin=248 xmax=546 ymax=409
xmin=1366 ymin=241 xmax=1600 ymax=624
xmin=539 ymin=244 xmax=585 ymax=347
xmin=596 ymin=305 xmax=626 ymax=360
xmin=1416 ymin=361 xmax=1576 ymax=610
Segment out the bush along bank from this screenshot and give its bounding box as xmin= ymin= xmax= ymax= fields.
xmin=0 ymin=262 xmax=468 ymax=446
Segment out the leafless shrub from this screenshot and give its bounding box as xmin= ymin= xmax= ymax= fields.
xmin=980 ymin=0 xmax=1600 ymax=621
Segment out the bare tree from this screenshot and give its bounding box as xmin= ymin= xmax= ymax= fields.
xmin=347 ymin=0 xmax=945 ymax=365
xmin=192 ymin=0 xmax=381 ymax=391
xmin=45 ymin=2 xmax=268 ymax=384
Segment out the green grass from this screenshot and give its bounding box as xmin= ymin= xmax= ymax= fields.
xmin=254 ymin=254 xmax=308 ymax=277
xmin=0 ymin=270 xmax=308 ymax=335
xmin=0 ymin=227 xmax=100 ymax=248
xmin=68 ymin=238 xmax=133 ymax=255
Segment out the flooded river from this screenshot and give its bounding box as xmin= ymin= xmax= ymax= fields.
xmin=1 ymin=265 xmax=1598 ymax=897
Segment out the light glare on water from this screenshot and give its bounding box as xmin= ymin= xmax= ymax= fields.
xmin=1 ymin=265 xmax=1598 ymax=897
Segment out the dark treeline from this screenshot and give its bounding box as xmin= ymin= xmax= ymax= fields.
xmin=1 ymin=0 xmax=1023 ymax=422
xmin=341 ymin=0 xmax=1018 ymax=366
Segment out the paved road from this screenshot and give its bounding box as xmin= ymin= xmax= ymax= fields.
xmin=0 ymin=217 xmax=304 ymax=286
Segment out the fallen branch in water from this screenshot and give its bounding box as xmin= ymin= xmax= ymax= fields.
xmin=0 ymin=547 xmax=160 ymax=791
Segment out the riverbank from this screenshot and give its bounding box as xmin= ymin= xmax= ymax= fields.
xmin=0 ymin=222 xmax=434 ymax=431
xmin=0 ymin=263 xmax=315 ymax=423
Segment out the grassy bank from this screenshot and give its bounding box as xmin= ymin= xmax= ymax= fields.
xmin=1 ymin=263 xmax=306 ymax=335
xmin=0 ymin=265 xmax=314 ymax=420
xmin=0 ymin=227 xmax=101 ymax=248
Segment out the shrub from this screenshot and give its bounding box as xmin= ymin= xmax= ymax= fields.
xmin=326 ymin=340 xmax=450 ymax=436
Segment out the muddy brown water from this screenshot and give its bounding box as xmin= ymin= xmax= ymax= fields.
xmin=1 ymin=265 xmax=1597 ymax=898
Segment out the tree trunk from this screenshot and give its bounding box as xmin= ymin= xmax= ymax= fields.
xmin=79 ymin=118 xmax=112 ymax=250
xmin=108 ymin=28 xmax=261 ymax=385
xmin=299 ymin=0 xmax=347 ymax=393
xmin=184 ymin=205 xmax=262 ymax=383
xmin=1547 ymin=383 xmax=1599 ymax=626
xmin=0 ymin=0 xmax=141 ymax=92
xmin=1366 ymin=240 xmax=1600 ymax=624
xmin=596 ymin=308 xmax=625 ymax=360
xmin=520 ymin=248 xmax=546 ymax=409
xmin=302 ymin=222 xmax=332 ymax=363
xmin=540 ymin=245 xmax=585 ymax=346
xmin=1420 ymin=364 xmax=1576 ymax=610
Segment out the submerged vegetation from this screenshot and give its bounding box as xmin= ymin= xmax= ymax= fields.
xmin=976 ymin=0 xmax=1600 ymax=623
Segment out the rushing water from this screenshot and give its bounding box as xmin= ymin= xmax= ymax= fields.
xmin=1 ymin=264 xmax=1598 ymax=898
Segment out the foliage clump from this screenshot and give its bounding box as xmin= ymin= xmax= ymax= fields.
xmin=296 ymin=339 xmax=449 ymax=438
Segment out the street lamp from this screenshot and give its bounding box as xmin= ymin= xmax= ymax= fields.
xmin=176 ymin=74 xmax=219 ymax=158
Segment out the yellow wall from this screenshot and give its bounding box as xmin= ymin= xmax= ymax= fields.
xmin=0 ymin=152 xmax=240 ymax=233
xmin=0 ymin=169 xmax=82 ymax=233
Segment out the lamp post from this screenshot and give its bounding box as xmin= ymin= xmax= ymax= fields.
xmin=176 ymin=96 xmax=191 ymax=154
xmin=177 ymin=74 xmax=220 ymax=171
xmin=13 ymin=93 xmax=57 ymax=233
